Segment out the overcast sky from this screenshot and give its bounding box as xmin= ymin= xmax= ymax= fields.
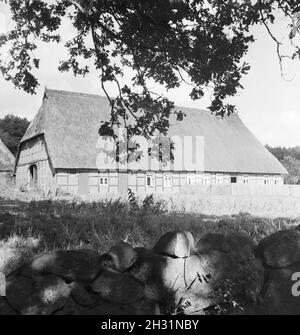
xmin=0 ymin=4 xmax=300 ymax=148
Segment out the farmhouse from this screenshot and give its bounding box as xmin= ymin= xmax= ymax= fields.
xmin=14 ymin=88 xmax=287 ymax=195
xmin=0 ymin=137 xmax=14 ymax=184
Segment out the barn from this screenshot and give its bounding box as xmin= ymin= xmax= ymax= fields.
xmin=14 ymin=88 xmax=287 ymax=195
xmin=0 ymin=137 xmax=14 ymax=185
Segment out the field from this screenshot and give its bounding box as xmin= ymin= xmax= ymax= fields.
xmin=0 ymin=184 xmax=299 ymax=277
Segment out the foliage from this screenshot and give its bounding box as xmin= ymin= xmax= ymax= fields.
xmin=0 ymin=1 xmax=300 ymax=138
xmin=266 ymin=145 xmax=300 ymax=184
xmin=266 ymin=145 xmax=300 ymax=161
xmin=127 ymin=188 xmax=139 ymax=213
xmin=127 ymin=189 xmax=167 ymax=220
xmin=0 ymin=114 xmax=30 ymax=156
xmin=0 ymin=196 xmax=297 ymax=258
xmin=281 ymin=156 xmax=300 ymax=184
xmin=0 ymin=189 xmax=298 ymax=275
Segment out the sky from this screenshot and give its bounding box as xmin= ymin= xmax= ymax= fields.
xmin=0 ymin=3 xmax=300 ymax=148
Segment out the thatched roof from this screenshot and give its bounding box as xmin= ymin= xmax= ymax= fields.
xmin=0 ymin=137 xmax=14 ymax=171
xmin=18 ymin=88 xmax=287 ymax=174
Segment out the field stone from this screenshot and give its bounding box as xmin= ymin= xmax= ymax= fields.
xmin=184 ymin=251 xmax=240 ymax=303
xmin=130 ymin=248 xmax=163 ymax=284
xmin=183 ymin=251 xmax=263 ymax=312
xmin=54 ymin=297 xmax=89 ymax=315
xmin=196 ymin=232 xmax=256 ymax=262
xmin=0 ymin=297 xmax=17 ymax=315
xmin=6 ymin=274 xmax=73 ymax=315
xmin=131 ymin=247 xmax=261 ymax=313
xmin=243 ymin=258 xmax=265 ymax=303
xmin=146 ymin=251 xmax=240 ymax=313
xmin=131 ymin=250 xmax=188 ymax=307
xmin=156 ymin=255 xmax=214 ymax=313
xmin=153 ymin=256 xmax=186 ymax=292
xmin=103 ymin=241 xmax=137 ymax=272
xmin=260 ymin=262 xmax=300 ymax=315
xmin=91 ymin=270 xmax=145 ymax=304
xmin=153 ymin=231 xmax=195 ymax=258
xmin=145 ymin=253 xmax=233 ymax=311
xmin=133 ymin=253 xmax=189 ymax=291
xmin=258 ymin=229 xmax=300 ymax=268
xmin=184 ymin=231 xmax=195 ymax=252
xmin=20 ymin=249 xmax=103 ymax=282
xmin=71 ymin=282 xmax=96 ymax=307
xmin=134 ymin=246 xmax=154 ymax=261
xmin=5 ymin=275 xmax=34 ymax=312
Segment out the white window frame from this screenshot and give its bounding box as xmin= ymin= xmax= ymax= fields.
xmin=100 ymin=176 xmax=109 ymax=187
xmin=216 ymin=173 xmax=224 ymax=184
xmin=203 ymin=173 xmax=211 ymax=185
xmin=264 ymin=175 xmax=269 ymax=185
xmin=243 ymin=175 xmax=249 ymax=184
xmin=146 ymin=174 xmax=155 ymax=188
xmin=187 ymin=173 xmax=196 ymax=185
xmin=163 ymin=174 xmax=173 ymax=188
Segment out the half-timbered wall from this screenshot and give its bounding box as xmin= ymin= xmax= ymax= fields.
xmin=15 ymin=136 xmax=55 ymax=192
xmin=80 ymin=171 xmax=284 ymax=195
xmin=15 ymin=136 xmax=285 ymax=196
xmin=0 ymin=171 xmax=12 ymax=185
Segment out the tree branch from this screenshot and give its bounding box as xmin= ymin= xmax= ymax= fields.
xmin=259 ymin=3 xmax=294 ymax=80
xmin=68 ymin=0 xmax=86 ymax=14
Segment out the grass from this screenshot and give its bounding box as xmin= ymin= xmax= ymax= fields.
xmin=1 ymin=186 xmax=299 ymax=276
xmin=155 ymin=193 xmax=300 ymax=218
xmin=0 ymin=235 xmax=40 ymax=275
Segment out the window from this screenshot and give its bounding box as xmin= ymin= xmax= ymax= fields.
xmin=100 ymin=177 xmax=108 ymax=186
xmin=243 ymin=175 xmax=249 ymax=184
xmin=274 ymin=177 xmax=279 ymax=185
xmin=88 ymin=174 xmax=108 ymax=194
xmin=163 ymin=175 xmax=173 ymax=188
xmin=216 ymin=173 xmax=223 ymax=184
xmin=203 ymin=174 xmax=211 ymax=185
xmin=231 ymin=176 xmax=237 ymax=184
xmin=264 ymin=176 xmax=269 ymax=185
xmin=146 ymin=174 xmax=155 ymax=187
xmin=187 ymin=173 xmax=196 ymax=185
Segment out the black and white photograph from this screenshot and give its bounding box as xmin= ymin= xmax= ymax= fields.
xmin=1 ymin=0 xmax=300 ymax=324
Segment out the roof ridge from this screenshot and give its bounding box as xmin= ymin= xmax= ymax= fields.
xmin=45 ymin=88 xmax=107 ymax=100
xmin=44 ymin=88 xmax=214 ymax=114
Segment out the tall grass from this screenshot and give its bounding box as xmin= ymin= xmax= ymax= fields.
xmin=0 ymin=197 xmax=298 ymax=251
xmin=0 ymin=189 xmax=299 ymax=275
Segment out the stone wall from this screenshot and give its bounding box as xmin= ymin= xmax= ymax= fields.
xmin=1 ymin=227 xmax=300 ymax=315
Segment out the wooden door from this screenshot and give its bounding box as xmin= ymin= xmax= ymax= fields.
xmin=118 ymin=172 xmax=128 ymax=194
xmin=78 ymin=173 xmax=89 ymax=195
